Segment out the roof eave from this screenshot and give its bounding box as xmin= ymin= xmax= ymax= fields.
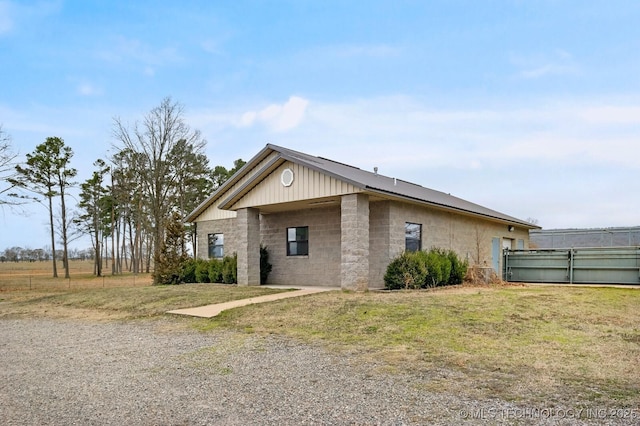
xmin=364 ymin=186 xmax=539 ymax=229
xmin=218 ymin=155 xmax=285 ymax=210
xmin=184 ymin=144 xmax=276 ymax=222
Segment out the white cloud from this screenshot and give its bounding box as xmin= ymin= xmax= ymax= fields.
xmin=97 ymin=36 xmax=182 ymax=70
xmin=0 ymin=1 xmax=14 ymax=34
xmin=511 ymin=49 xmax=579 ymax=79
xmin=76 ymin=82 xmax=102 ymax=96
xmin=330 ymin=43 xmax=400 ymax=58
xmin=297 ymin=96 xmax=640 ymax=171
xmin=577 ymin=105 xmax=640 ymax=124
xmin=0 ymin=0 xmax=61 ymax=36
xmin=239 ymin=96 xmax=309 ymax=132
xmin=201 ymin=38 xmax=227 ymax=55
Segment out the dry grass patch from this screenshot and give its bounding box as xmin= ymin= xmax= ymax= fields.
xmin=202 ymin=285 xmax=640 ymax=408
xmin=0 ymin=259 xmax=151 ymax=290
xmin=0 ymin=284 xmax=291 ymax=321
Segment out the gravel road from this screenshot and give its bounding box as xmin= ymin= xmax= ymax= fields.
xmin=0 ymin=318 xmax=627 ymax=425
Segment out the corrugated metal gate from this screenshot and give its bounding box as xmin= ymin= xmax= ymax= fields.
xmin=504 ymin=247 xmax=640 ymax=285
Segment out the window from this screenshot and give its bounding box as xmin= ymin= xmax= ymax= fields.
xmin=287 ymin=226 xmax=309 ymax=256
xmin=405 ymin=222 xmax=422 ymax=252
xmin=208 ymin=233 xmax=224 ymax=258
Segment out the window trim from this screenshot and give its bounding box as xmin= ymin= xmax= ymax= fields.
xmin=208 ymin=233 xmax=224 ymax=259
xmin=405 ymin=222 xmax=422 ymax=252
xmin=286 ymin=226 xmax=309 ymax=256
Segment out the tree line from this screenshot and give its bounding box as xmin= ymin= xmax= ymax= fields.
xmin=0 ymin=97 xmax=244 ymax=283
xmin=0 ymin=246 xmax=94 ymax=263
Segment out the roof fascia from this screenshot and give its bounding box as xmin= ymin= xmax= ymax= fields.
xmin=364 ymin=187 xmax=540 ymax=229
xmin=218 ymin=155 xmax=285 ymax=210
xmin=184 ymin=145 xmax=276 ymax=222
xmin=277 ymin=153 xmax=367 ymax=190
xmin=265 ymin=143 xmax=367 ymax=190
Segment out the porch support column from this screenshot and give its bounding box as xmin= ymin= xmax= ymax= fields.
xmin=341 ymin=193 xmax=369 ymax=291
xmin=237 ymin=207 xmax=260 ymax=286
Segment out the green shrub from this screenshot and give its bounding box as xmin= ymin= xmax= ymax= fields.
xmin=384 ymin=248 xmax=468 ymax=290
xmin=260 ymin=245 xmax=273 ymax=285
xmin=423 ymin=248 xmax=451 ymax=287
xmin=447 ymin=249 xmax=468 ymax=285
xmin=180 ymin=258 xmax=198 ymax=283
xmin=208 ymin=259 xmax=223 ymax=283
xmin=384 ymin=251 xmax=428 ymax=290
xmin=195 ymin=259 xmax=211 ymax=283
xmin=182 ymin=249 xmax=268 ymax=285
xmin=221 ymin=253 xmax=238 ymax=284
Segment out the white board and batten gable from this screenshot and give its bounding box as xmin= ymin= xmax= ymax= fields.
xmin=187 ymin=146 xmax=365 ymax=223
xmin=229 ymin=161 xmax=362 ymax=211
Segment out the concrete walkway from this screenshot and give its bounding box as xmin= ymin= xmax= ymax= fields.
xmin=167 ymin=286 xmax=338 ymax=318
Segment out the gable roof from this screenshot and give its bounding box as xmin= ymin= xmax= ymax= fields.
xmin=186 ymin=144 xmax=540 ymax=229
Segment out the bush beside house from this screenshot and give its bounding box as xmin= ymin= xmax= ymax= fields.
xmin=178 ymin=247 xmax=271 ymax=285
xmin=384 ymin=248 xmax=468 ymax=290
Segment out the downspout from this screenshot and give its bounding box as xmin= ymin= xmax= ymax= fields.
xmin=193 ymin=222 xmax=197 ymax=258
xmin=504 ymin=249 xmax=509 ymax=282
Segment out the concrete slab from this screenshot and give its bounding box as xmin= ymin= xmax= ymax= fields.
xmin=167 ymin=286 xmax=337 ymax=318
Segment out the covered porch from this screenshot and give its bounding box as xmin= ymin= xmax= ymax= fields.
xmin=235 ymin=193 xmax=372 ymax=290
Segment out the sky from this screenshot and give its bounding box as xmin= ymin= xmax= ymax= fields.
xmin=1 ymin=0 xmax=640 ymax=250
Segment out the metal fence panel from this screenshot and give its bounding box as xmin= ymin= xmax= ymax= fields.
xmin=504 ymin=247 xmax=640 ymax=285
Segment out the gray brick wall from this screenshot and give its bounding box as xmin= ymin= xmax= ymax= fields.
xmin=386 ymin=201 xmax=530 ymax=279
xmin=260 ymin=205 xmax=342 ymax=286
xmin=369 ymin=201 xmax=391 ymax=289
xmin=340 ymin=194 xmax=369 ymax=290
xmin=196 ymin=198 xmax=531 ymax=286
xmin=237 ymin=208 xmax=260 ymax=286
xmin=195 ymin=218 xmax=237 ymax=260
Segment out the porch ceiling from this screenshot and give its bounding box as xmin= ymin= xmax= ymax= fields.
xmin=254 ymin=194 xmax=388 ymax=214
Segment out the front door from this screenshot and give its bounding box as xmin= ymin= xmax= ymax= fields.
xmin=491 ymin=237 xmax=500 ymax=273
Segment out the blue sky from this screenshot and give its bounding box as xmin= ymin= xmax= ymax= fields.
xmin=1 ymin=0 xmax=640 ymax=250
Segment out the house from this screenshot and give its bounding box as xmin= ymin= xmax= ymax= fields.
xmin=185 ymin=144 xmax=539 ymax=289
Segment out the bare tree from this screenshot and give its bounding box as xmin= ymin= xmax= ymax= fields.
xmin=112 ymin=97 xmax=207 ymax=283
xmin=0 ymin=125 xmax=20 ymax=207
xmin=473 ymin=223 xmax=488 ymax=266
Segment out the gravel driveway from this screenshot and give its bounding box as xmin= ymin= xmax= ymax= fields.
xmin=0 ymin=318 xmax=626 ymax=425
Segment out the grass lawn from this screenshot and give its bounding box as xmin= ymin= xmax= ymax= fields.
xmin=1 ymin=282 xmax=638 ymax=409
xmin=0 ymin=259 xmax=152 ymax=290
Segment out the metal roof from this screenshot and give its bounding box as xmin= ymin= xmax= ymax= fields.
xmin=186 ymin=143 xmax=539 ymax=228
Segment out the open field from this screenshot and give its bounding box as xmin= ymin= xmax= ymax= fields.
xmin=0 ymin=259 xmax=152 ymax=290
xmin=1 ymin=282 xmax=638 ymax=412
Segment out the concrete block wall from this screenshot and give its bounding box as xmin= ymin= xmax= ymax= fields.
xmin=368 ymin=201 xmax=391 ymax=289
xmin=260 ymin=205 xmax=341 ymax=286
xmin=340 ymin=194 xmax=369 ymax=290
xmin=195 ymin=218 xmax=237 ymax=260
xmin=196 ymin=198 xmax=531 ymax=286
xmin=237 ymin=208 xmax=261 ymax=286
xmin=388 ymin=201 xmax=530 ymax=278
